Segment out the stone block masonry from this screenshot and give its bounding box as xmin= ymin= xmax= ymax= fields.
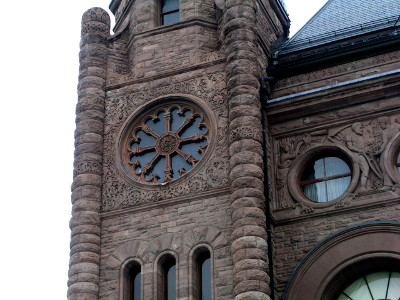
xmin=224 ymin=1 xmax=271 ymax=299
xmin=68 ymin=8 xmax=110 ymax=300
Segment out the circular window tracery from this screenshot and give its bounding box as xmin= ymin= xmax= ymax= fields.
xmin=336 ymin=271 xmax=400 ymax=300
xmin=119 ymin=100 xmax=210 ymax=184
xmin=300 ymin=156 xmax=352 ymax=203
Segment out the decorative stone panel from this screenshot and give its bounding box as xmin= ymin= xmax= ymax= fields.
xmin=102 ymin=72 xmax=230 ymax=212
xmin=272 ymin=113 xmax=400 ymax=221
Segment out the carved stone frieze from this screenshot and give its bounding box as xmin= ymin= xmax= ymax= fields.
xmin=274 ymin=50 xmax=400 ymax=92
xmin=73 ymin=161 xmax=103 ymax=178
xmin=229 ymin=126 xmax=263 ymax=144
xmin=272 ymin=113 xmax=400 ymax=218
xmin=105 ymin=73 xmax=227 ymax=128
xmin=101 ymin=153 xmax=230 ymax=212
xmin=101 ymin=72 xmax=230 ymax=212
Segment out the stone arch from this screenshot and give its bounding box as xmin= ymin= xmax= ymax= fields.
xmin=148 ymin=233 xmax=184 ymax=259
xmin=106 ymin=239 xmax=150 ymax=270
xmin=103 ymin=240 xmax=150 ymax=300
xmin=184 ymin=226 xmax=232 ymax=299
xmin=183 ymin=226 xmax=228 ymax=252
xmin=283 ymin=222 xmax=400 ymax=300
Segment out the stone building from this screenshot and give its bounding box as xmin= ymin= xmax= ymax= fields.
xmin=68 ymin=0 xmax=400 ymax=299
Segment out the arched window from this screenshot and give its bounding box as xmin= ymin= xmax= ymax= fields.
xmin=161 ymin=0 xmax=180 ymax=25
xmin=160 ymin=256 xmax=177 ymax=300
xmin=191 ymin=247 xmax=212 ymax=300
xmin=122 ymin=261 xmax=142 ymax=300
xmin=336 ymin=271 xmax=400 ymax=300
xmin=196 ymin=251 xmax=212 ymax=300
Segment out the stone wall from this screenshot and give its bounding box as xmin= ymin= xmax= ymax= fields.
xmin=99 ymin=194 xmax=234 ymax=300
xmin=68 ymin=8 xmax=110 ymax=300
xmin=70 ymin=1 xmax=288 ymax=300
xmin=273 ymin=204 xmax=400 ymax=296
xmin=267 ymin=54 xmax=400 ymax=298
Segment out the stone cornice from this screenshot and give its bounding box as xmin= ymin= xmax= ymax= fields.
xmin=266 ymin=69 xmax=400 ymax=125
xmin=105 ymin=58 xmax=226 ymax=91
xmin=127 ymin=18 xmax=218 ymax=48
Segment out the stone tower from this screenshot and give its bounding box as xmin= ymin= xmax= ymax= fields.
xmin=68 ymin=1 xmax=289 ymax=300
xmin=70 ymin=0 xmax=400 ymax=299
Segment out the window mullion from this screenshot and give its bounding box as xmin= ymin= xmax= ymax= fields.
xmin=300 ymin=173 xmax=351 ymax=185
xmin=363 ymin=276 xmax=374 ymax=300
xmin=385 ymin=271 xmax=392 ymax=299
xmin=341 ymin=292 xmax=355 ymax=300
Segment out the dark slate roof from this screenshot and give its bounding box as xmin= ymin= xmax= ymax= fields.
xmin=277 ymin=0 xmax=400 ymax=55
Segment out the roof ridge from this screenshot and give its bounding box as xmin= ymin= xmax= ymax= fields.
xmin=276 ymin=0 xmax=400 ymax=56
xmin=282 ymin=15 xmax=398 ymax=51
xmin=284 ymin=0 xmax=332 ymax=48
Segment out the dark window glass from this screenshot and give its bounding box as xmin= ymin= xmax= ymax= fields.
xmin=396 ymin=152 xmax=400 ymax=172
xmin=301 ymin=156 xmax=351 ymax=202
xmin=336 ymin=271 xmax=400 ymax=300
xmin=161 ymin=0 xmax=179 ymax=25
xmin=128 ymin=265 xmax=141 ymax=300
xmin=163 ymin=258 xmax=176 ymax=300
xmin=197 ymin=252 xmax=212 ymax=300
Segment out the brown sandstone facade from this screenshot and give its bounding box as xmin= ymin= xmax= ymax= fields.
xmin=68 ymin=1 xmax=400 ymax=300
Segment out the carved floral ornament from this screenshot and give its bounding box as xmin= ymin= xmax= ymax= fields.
xmin=275 ymin=115 xmax=400 ymax=213
xmin=117 ymin=97 xmax=214 ymax=185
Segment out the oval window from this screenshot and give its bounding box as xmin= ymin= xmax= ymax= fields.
xmin=300 ymin=156 xmax=351 ymax=202
xmin=336 ymin=271 xmax=400 ymax=300
xmin=396 ymin=151 xmax=400 ymax=173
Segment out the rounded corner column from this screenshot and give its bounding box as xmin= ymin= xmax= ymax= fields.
xmin=67 ymin=7 xmax=110 ymax=300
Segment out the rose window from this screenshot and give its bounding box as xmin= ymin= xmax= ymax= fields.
xmin=120 ymin=103 xmax=209 ymax=184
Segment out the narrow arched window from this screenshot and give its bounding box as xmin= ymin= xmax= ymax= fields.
xmin=123 ymin=262 xmax=141 ymax=300
xmin=130 ymin=265 xmax=141 ymax=300
xmin=196 ymin=250 xmax=212 ymax=300
xmin=161 ymin=0 xmax=179 ymax=25
xmin=162 ymin=257 xmax=176 ymax=300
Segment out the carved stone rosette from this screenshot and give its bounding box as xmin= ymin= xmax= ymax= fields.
xmin=118 ymin=100 xmax=210 ymax=185
xmin=68 ymin=8 xmax=110 ymax=300
xmin=224 ymin=1 xmax=271 ymax=299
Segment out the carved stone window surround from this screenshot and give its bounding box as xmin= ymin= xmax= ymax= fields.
xmin=382 ymin=132 xmax=400 ymax=185
xmin=116 ymin=95 xmax=216 ymax=188
xmin=288 ymin=144 xmax=360 ymax=208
